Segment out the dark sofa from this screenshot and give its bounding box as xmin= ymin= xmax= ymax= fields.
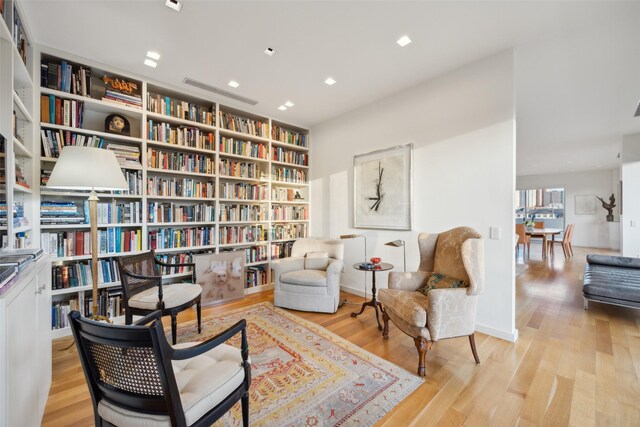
xmin=583 ymin=254 xmax=640 ymax=309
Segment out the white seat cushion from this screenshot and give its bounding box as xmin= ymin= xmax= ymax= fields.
xmin=281 ymin=270 xmax=327 ymax=287
xmin=128 ymin=283 xmax=202 ymax=311
xmin=97 ymin=342 xmax=246 ymax=427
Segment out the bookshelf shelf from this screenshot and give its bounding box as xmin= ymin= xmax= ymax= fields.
xmin=52 ymin=251 xmax=146 ymax=262
xmin=271 ymin=238 xmax=298 ymax=244
xmin=271 ymin=160 xmax=309 ymax=169
xmin=219 ymin=220 xmax=269 ymax=225
xmin=218 ymin=175 xmax=268 ymax=183
xmin=271 ymin=140 xmax=309 ymax=152
xmin=41 ymin=190 xmax=142 ymax=199
xmin=218 ymin=198 xmax=268 ymax=204
xmin=41 ymin=87 xmax=143 ymax=116
xmin=219 ymin=128 xmax=270 ymax=143
xmin=13 ymin=91 xmax=33 ymax=123
xmin=13 ymin=225 xmax=32 ymax=233
xmin=271 ymin=200 xmax=309 ymax=205
xmin=271 ymin=180 xmax=309 ymax=187
xmin=145 ymin=140 xmax=215 ymax=155
xmin=219 ymin=242 xmax=269 ymax=248
xmin=40 ymin=122 xmax=144 ymax=145
xmin=13 ymin=137 xmax=33 ymax=157
xmin=146 ymin=167 xmax=214 ymax=178
xmin=270 ymin=219 xmax=309 ymax=223
xmin=146 ymin=111 xmax=217 ymax=132
xmin=41 ymin=223 xmax=143 ymax=230
xmin=147 ymin=221 xmax=213 ymax=227
xmin=14 ymin=184 xmax=33 ymax=193
xmin=245 ymin=283 xmax=274 ymax=295
xmin=154 ymin=245 xmax=217 ymax=254
xmin=0 ymin=17 xmax=11 ymax=42
xmin=218 ymin=151 xmax=270 ymax=163
xmin=13 ymin=47 xmax=33 ymax=89
xmin=245 ymin=261 xmax=269 ymax=267
xmin=146 ymin=195 xmax=216 ymax=201
xmin=51 ymin=281 xmax=122 ymax=297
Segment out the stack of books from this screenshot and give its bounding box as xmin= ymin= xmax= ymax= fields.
xmin=106 ymin=143 xmax=141 ymax=168
xmin=103 ymin=89 xmax=142 ymax=109
xmin=41 ymin=59 xmax=92 ymax=96
xmin=40 ymin=201 xmax=85 ymax=225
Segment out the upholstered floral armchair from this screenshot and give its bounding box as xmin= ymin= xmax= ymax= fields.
xmin=378 ymin=227 xmax=484 ymax=376
xmin=272 ymin=238 xmax=344 ymax=313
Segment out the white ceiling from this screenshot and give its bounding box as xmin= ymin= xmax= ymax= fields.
xmin=21 ymin=1 xmax=640 ymax=176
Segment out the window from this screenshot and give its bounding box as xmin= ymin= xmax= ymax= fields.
xmin=515 ymin=188 xmax=565 ymax=234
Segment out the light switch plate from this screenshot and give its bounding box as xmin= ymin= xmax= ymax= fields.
xmin=490 ymin=226 xmax=501 ymax=240
xmin=631 ymin=220 xmax=639 ymax=227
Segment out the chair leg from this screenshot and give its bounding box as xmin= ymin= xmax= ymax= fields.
xmin=241 ymin=392 xmax=249 ymax=427
xmin=197 ymin=301 xmax=202 ymax=334
xmin=381 ymin=307 xmax=390 ymax=339
xmin=469 ymin=333 xmax=480 ymax=364
xmin=569 ymin=243 xmax=574 ymax=257
xmin=414 ymin=337 xmax=431 ymax=377
xmin=561 ymin=244 xmax=568 ymax=259
xmin=125 ymin=312 xmax=132 ymax=325
xmin=171 ymin=314 xmax=177 ymax=345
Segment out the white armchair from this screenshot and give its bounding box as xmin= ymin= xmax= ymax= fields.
xmin=272 ymin=238 xmax=344 ymax=313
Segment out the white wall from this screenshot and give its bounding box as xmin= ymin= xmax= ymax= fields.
xmin=621 ymin=134 xmax=640 ymax=257
xmin=310 ymin=51 xmax=517 ymax=342
xmin=517 ymin=169 xmax=621 ymax=250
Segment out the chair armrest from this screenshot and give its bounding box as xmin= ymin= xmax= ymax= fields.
xmin=427 ymin=288 xmax=477 ymax=341
xmin=170 ymin=319 xmax=248 ymax=361
xmin=133 ymin=310 xmax=162 ymax=326
xmin=326 ymin=259 xmax=344 ymax=275
xmin=388 ymin=271 xmax=430 ymax=291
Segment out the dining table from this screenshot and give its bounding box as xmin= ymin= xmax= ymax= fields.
xmin=526 ymin=228 xmax=563 ymax=258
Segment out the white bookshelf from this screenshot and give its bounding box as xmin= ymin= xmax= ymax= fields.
xmin=38 ymin=47 xmax=309 ymax=339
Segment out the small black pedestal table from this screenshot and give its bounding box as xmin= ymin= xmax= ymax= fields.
xmin=351 ymin=262 xmax=394 ymax=330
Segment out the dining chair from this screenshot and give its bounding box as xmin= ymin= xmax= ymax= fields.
xmin=68 ymin=310 xmax=251 ymax=427
xmin=515 ymin=224 xmax=530 ymax=257
xmin=566 ymin=224 xmax=575 ymax=257
xmin=534 ymin=222 xmax=544 ymax=229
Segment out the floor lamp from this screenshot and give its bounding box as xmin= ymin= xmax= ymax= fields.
xmin=340 ymin=234 xmax=368 ymax=303
xmin=385 ymin=239 xmax=406 ymax=272
xmin=47 ymin=146 xmax=128 ymax=321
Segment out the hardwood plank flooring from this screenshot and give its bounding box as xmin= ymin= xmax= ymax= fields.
xmin=43 ymin=245 xmax=640 ymax=426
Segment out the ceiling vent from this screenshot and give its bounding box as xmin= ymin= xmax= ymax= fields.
xmin=635 ymin=101 xmax=640 ymax=117
xmin=183 ymin=78 xmax=258 ymax=106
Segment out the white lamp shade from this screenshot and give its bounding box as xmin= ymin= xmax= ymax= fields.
xmin=47 ymin=146 xmax=128 ymax=191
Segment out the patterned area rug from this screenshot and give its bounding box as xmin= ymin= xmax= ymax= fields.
xmin=173 ymin=302 xmax=422 ymax=426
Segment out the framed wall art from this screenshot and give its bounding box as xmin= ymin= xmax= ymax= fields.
xmin=354 ymin=144 xmax=412 ymax=230
xmin=194 ymin=251 xmax=245 ymax=306
xmin=575 ymin=194 xmax=597 ymax=215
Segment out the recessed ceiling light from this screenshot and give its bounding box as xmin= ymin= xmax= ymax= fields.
xmin=264 ymin=48 xmax=275 ymax=56
xmin=165 ymin=0 xmax=182 ymax=12
xmin=324 ymin=77 xmax=336 ymax=86
xmin=144 ymin=59 xmax=158 ymax=68
xmin=397 ymin=36 xmax=412 ymax=47
xmin=278 ymin=105 xmax=287 ymax=111
xmin=147 ymin=51 xmax=161 ymax=61
xmin=284 ymin=101 xmax=294 ymax=108
xmin=228 ymin=80 xmax=240 ymax=88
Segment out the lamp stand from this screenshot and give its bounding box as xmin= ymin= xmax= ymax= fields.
xmin=89 ymin=190 xmax=109 ymax=322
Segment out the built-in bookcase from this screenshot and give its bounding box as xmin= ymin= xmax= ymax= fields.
xmin=38 ymin=50 xmax=310 ymax=339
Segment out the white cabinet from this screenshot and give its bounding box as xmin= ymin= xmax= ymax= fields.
xmin=0 ymin=256 xmax=52 ymax=427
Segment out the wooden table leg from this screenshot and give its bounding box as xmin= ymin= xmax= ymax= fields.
xmin=542 ymin=235 xmax=548 ymax=259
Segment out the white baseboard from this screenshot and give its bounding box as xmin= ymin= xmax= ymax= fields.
xmin=340 ymin=284 xmax=366 ymax=298
xmin=475 ymin=323 xmax=519 ymax=342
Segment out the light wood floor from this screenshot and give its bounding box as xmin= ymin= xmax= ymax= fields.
xmin=43 ymin=245 xmax=640 ymax=426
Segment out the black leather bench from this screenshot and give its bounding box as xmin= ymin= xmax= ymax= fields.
xmin=583 ymin=254 xmax=640 ymax=309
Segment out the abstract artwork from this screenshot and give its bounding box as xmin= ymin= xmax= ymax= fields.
xmin=575 ymin=194 xmax=597 ymax=215
xmin=194 ymin=251 xmax=245 ymax=306
xmin=354 ymin=144 xmax=412 ymax=230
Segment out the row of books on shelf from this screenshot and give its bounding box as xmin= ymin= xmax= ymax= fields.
xmin=148 ymin=202 xmax=215 ymax=223
xmin=219 ymin=159 xmax=261 ymax=179
xmin=271 ymin=224 xmax=308 ymax=240
xmin=40 ymin=200 xmax=84 ymax=225
xmin=220 ymin=112 xmax=269 ymax=138
xmin=219 ymin=137 xmax=268 ymax=160
xmin=147 ymin=120 xmax=214 ymax=150
xmin=51 ymin=258 xmax=120 ymax=290
xmin=40 ymin=94 xmax=84 ymax=128
xmin=272 ymin=187 xmax=306 ymax=202
xmin=219 ymin=225 xmax=268 ymax=245
xmin=148 ymin=227 xmax=214 ymax=250
xmin=272 ymin=147 xmax=308 ymax=166
xmin=236 ymin=245 xmax=269 ymax=264
xmin=41 ymin=59 xmax=92 ymax=96
xmin=147 ymin=93 xmax=215 ymax=126
xmin=52 ymin=290 xmax=123 ymax=330
xmin=147 ymin=177 xmax=214 ymax=198
xmin=271 ymin=126 xmax=308 ymax=148
xmin=271 ymin=241 xmax=294 ymax=259
xmin=40 ymin=128 xmax=104 ymax=158
xmin=147 ymin=148 xmax=214 ymax=174
xmin=271 ymin=205 xmax=309 ymax=221
xmin=246 ymin=266 xmax=268 ymax=288
xmin=220 ymin=182 xmax=268 ymax=200
xmin=42 ymin=228 xmax=143 ymax=258
xmin=156 ymin=252 xmax=194 ymax=275
xmin=219 ymin=204 xmax=266 ymax=222
xmin=41 ymin=200 xmax=141 ymax=226
xmin=94 ymin=200 xmax=142 ymax=224
xmin=272 ymin=167 xmax=308 ymax=183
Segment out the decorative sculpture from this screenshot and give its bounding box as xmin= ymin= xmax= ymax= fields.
xmin=596 ymin=193 xmax=616 ymax=222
